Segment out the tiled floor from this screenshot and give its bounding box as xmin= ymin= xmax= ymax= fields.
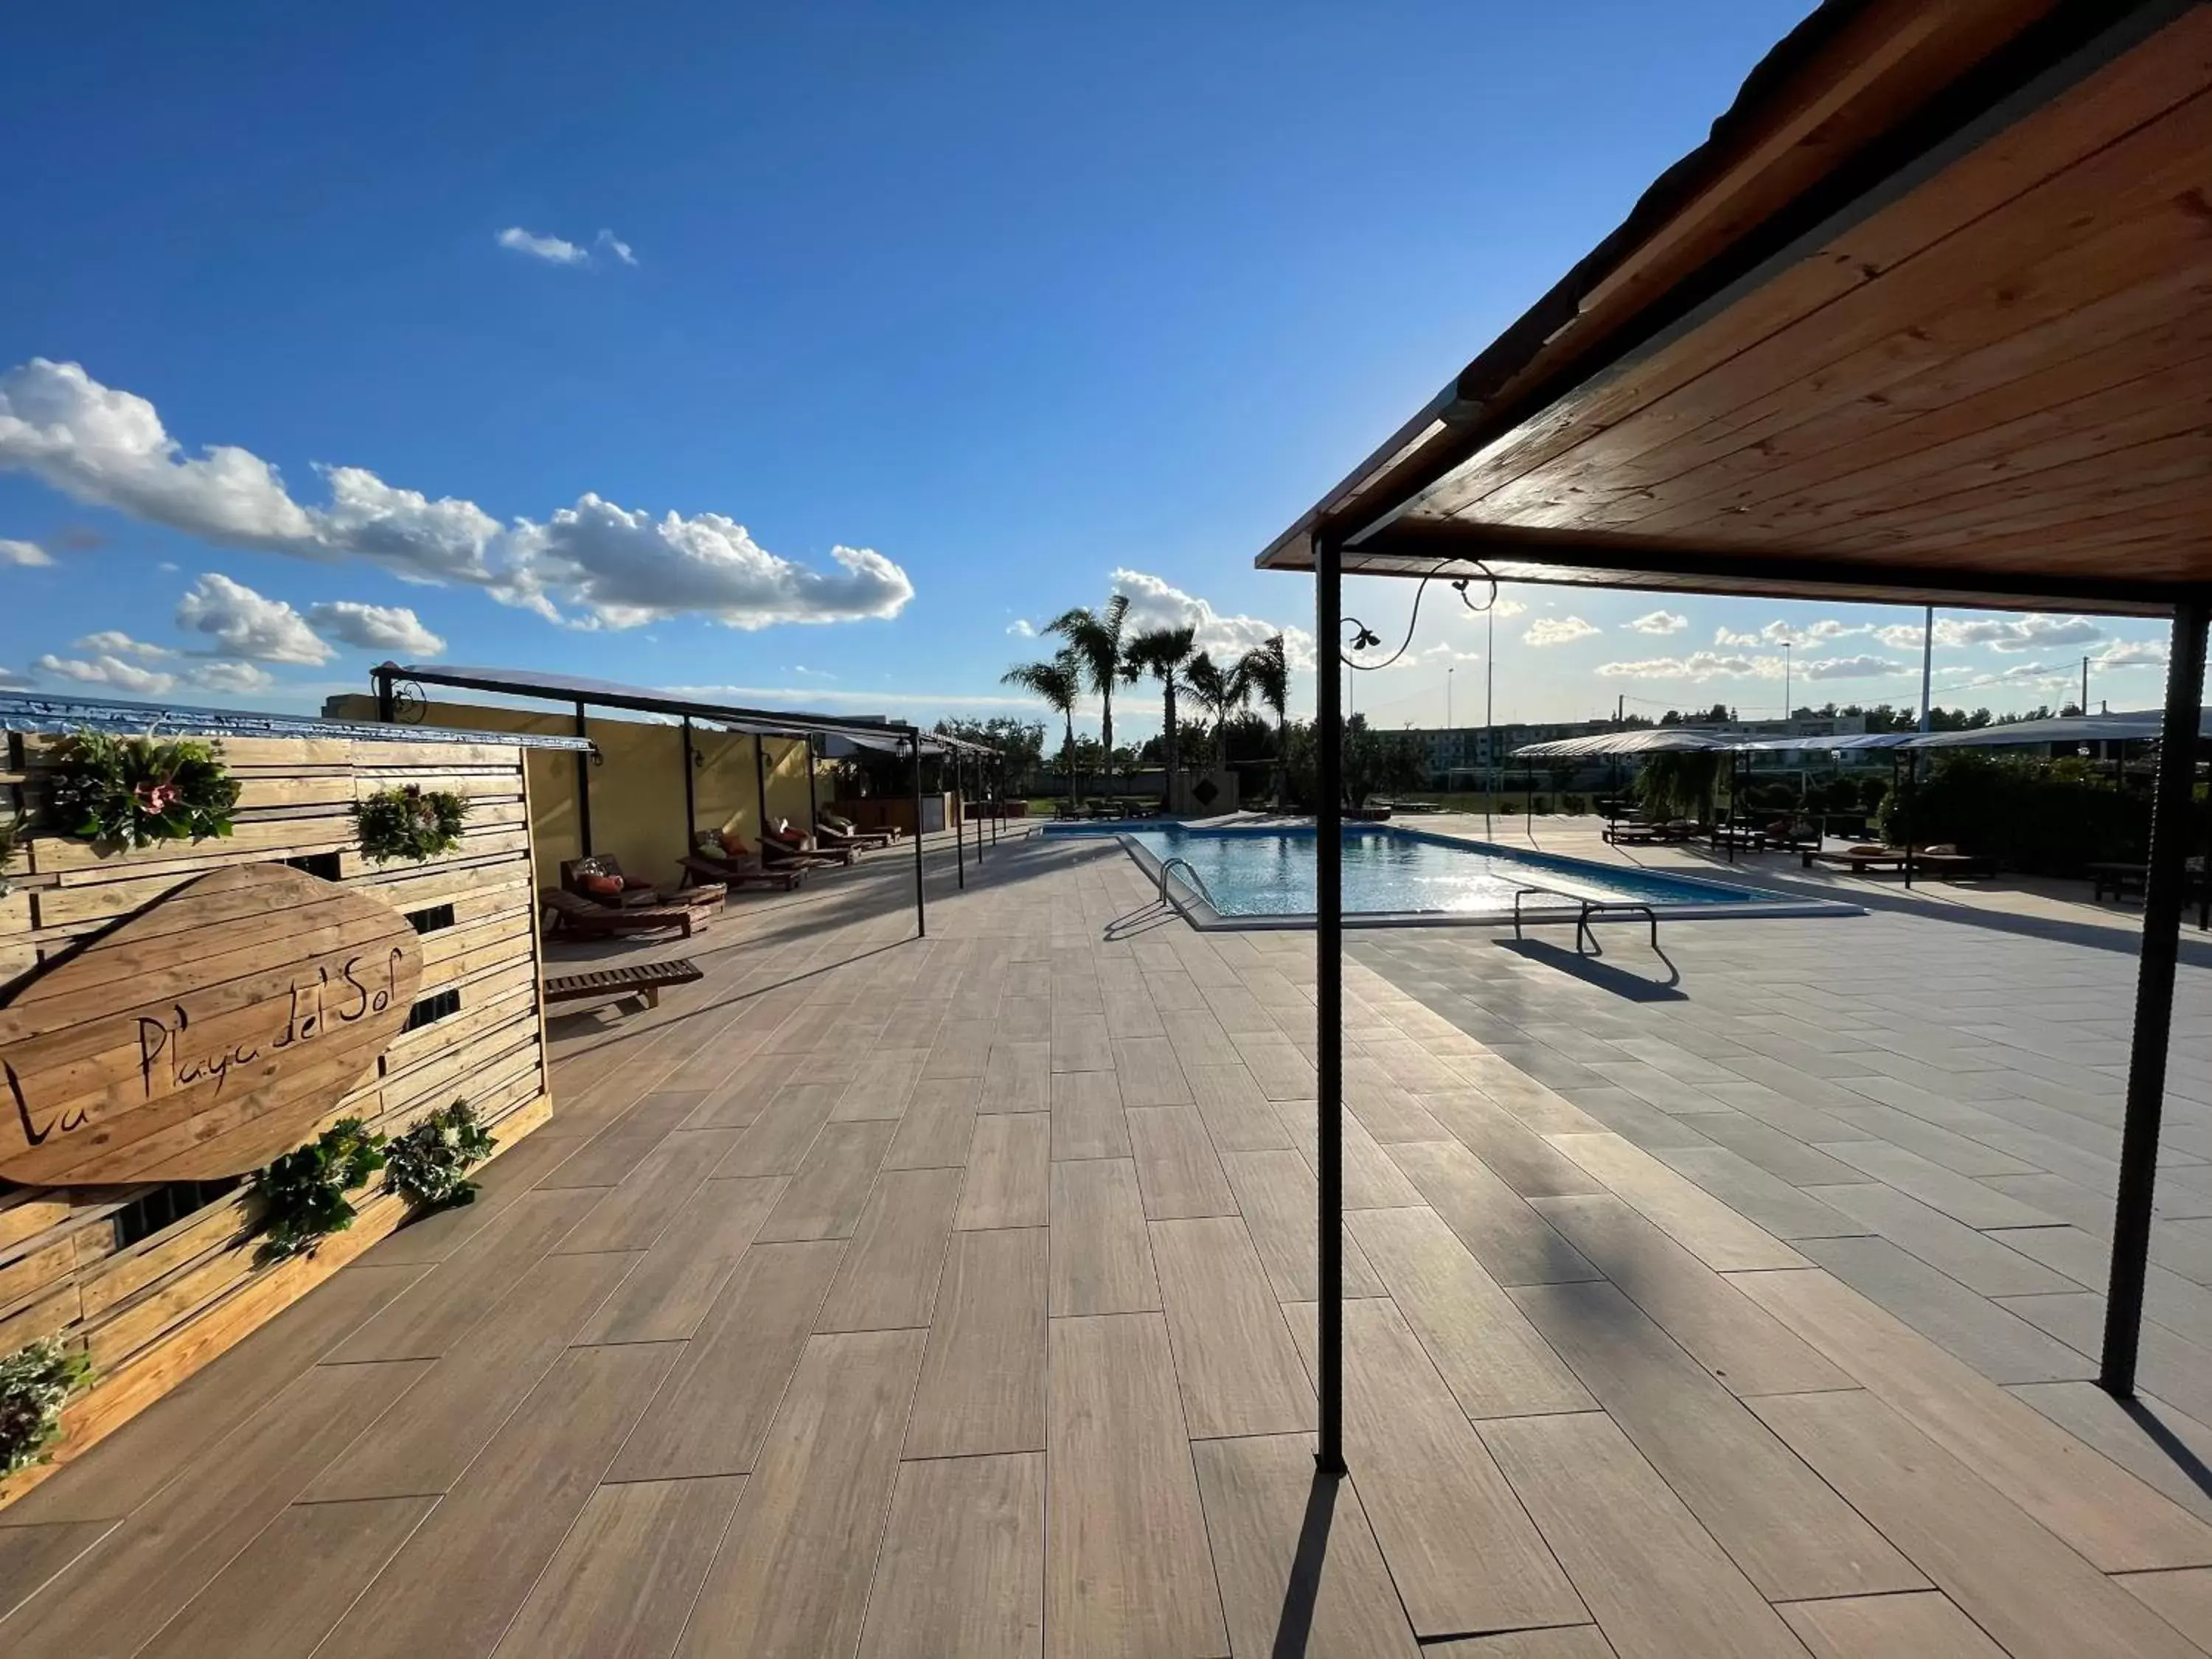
xmin=6 ymin=821 xmax=2212 ymax=1657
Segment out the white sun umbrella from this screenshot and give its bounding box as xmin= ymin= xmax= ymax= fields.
xmin=1510 ymin=728 xmax=1728 ymax=759
xmin=1902 ymin=710 xmax=2211 ymax=748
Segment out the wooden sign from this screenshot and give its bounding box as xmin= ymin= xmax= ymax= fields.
xmin=0 ymin=864 xmax=422 ymax=1185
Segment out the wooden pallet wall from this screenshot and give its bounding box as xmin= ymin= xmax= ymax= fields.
xmin=0 ymin=729 xmax=555 ymax=1509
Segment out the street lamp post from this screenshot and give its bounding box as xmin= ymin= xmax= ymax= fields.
xmin=1783 ymin=641 xmax=1792 ymax=723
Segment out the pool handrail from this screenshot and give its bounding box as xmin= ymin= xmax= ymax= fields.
xmin=1158 ymin=856 xmax=1216 ymax=911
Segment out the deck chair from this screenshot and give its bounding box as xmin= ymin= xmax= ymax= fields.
xmin=681 ymin=842 xmax=807 ymax=891
xmin=541 ymin=888 xmax=715 ymax=938
xmin=820 ymin=808 xmax=900 ymax=845
xmin=764 ymin=822 xmax=855 ymax=866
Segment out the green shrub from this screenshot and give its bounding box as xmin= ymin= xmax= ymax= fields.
xmin=47 ymin=730 xmax=239 ymax=849
xmin=1877 ymin=752 xmax=2156 ymax=872
xmin=253 ymin=1119 xmax=388 ymax=1262
xmin=355 ymin=785 xmax=470 ymax=864
xmin=0 ymin=1340 xmax=92 ymax=1478
xmin=1632 ymin=753 xmax=1723 ymax=824
xmin=385 ymin=1099 xmax=495 ymax=1211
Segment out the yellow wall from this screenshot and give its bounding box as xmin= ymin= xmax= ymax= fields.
xmin=325 ymin=694 xmax=830 ymax=889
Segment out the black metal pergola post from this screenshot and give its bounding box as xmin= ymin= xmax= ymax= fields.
xmin=911 ymin=728 xmax=928 ymax=939
xmin=1314 ymin=531 xmax=1346 ymax=1476
xmin=681 ymin=716 xmax=697 ymax=841
xmin=2104 ymin=595 xmax=2211 ymax=1396
xmin=754 ymin=732 xmax=771 ymax=841
xmin=956 ymin=747 xmax=967 ymax=891
xmin=574 ymin=700 xmax=594 ymax=855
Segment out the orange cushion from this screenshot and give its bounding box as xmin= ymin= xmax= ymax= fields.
xmin=582 ymin=873 xmax=624 ymax=897
xmin=621 ymin=875 xmax=653 ymax=890
xmin=719 ymin=831 xmax=752 ymax=857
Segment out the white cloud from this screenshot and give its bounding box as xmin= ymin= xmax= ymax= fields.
xmin=1717 ymin=618 xmax=1868 ymax=648
xmin=0 ymin=361 xmax=912 ymax=631
xmin=176 ymin=573 xmax=334 ymax=664
xmin=1929 ymin=614 xmax=2105 ymax=653
xmin=0 ymin=666 xmax=28 ymax=689
xmin=664 ymin=683 xmax=1046 ymax=711
xmin=495 ymin=226 xmax=636 ymax=268
xmin=1487 ymin=597 xmax=1527 ymax=619
xmin=1523 ymin=616 xmax=1599 ymax=647
xmin=2093 ymin=639 xmax=2167 ymax=669
xmin=190 ymin=661 xmax=275 ymax=694
xmin=1597 ymin=651 xmax=1783 ymax=681
xmin=496 ymin=226 xmax=587 ymax=265
xmin=73 ymin=630 xmax=171 ymax=658
xmin=503 ymin=498 xmax=912 ymax=629
xmin=36 ymin=653 xmax=177 ymax=695
xmin=1624 ymin=610 xmax=1686 ymax=636
xmin=1804 ymin=654 xmax=1902 ymax=681
xmin=1874 ymin=622 xmax=1926 ymax=650
xmin=306 ymin=600 xmax=446 ymax=657
xmin=1006 ymin=619 xmax=1035 ymax=637
xmin=1112 ymin=568 xmax=1315 ymax=669
xmin=0 ymin=537 xmax=52 ymax=566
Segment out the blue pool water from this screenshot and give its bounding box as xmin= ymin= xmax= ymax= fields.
xmin=1063 ymin=823 xmax=1769 ymax=919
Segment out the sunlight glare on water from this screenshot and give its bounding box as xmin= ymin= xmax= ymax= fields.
xmin=1125 ymin=827 xmax=1754 ymax=918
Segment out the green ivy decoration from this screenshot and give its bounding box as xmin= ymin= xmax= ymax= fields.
xmin=47 ymin=729 xmax=240 ymax=849
xmin=385 ymin=1098 xmax=495 ymax=1211
xmin=354 ymin=785 xmax=470 ymax=864
xmin=1 ymin=1339 xmax=93 ymax=1478
xmin=251 ymin=1119 xmax=388 ymax=1262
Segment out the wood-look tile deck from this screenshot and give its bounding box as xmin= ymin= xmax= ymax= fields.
xmin=10 ymin=823 xmax=2212 ymax=1656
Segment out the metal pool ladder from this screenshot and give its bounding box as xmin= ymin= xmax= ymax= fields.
xmin=1158 ymin=857 xmax=1215 ymax=911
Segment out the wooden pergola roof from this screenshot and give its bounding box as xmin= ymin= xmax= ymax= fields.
xmin=1256 ymin=0 xmax=2211 ymax=615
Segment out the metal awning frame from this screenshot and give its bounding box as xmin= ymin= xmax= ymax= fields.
xmin=1285 ymin=0 xmax=2211 ymax=1476
xmin=366 ymin=662 xmax=1015 ymax=938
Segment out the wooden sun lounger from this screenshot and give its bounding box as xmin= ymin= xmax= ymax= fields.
xmin=540 ymin=888 xmax=717 ymax=938
xmin=814 ymin=826 xmax=887 ymax=853
xmin=544 ymin=958 xmax=703 ymax=1011
xmin=1802 ymin=848 xmax=1910 ymax=874
xmin=682 ymin=851 xmax=806 ymax=891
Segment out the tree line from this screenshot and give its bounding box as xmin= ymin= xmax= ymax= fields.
xmin=1000 ymin=593 xmax=1290 ymax=808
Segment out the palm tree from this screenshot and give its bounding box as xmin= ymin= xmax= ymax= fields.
xmin=1182 ymin=651 xmax=1249 ymax=773
xmin=1001 ymin=649 xmax=1082 ymax=814
xmin=1122 ymin=622 xmax=1197 ymax=807
xmin=1047 ymin=594 xmax=1132 ymax=803
xmin=1238 ymin=633 xmax=1289 ymax=808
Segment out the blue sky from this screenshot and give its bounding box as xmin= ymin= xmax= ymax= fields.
xmin=0 ymin=0 xmax=2171 ymax=735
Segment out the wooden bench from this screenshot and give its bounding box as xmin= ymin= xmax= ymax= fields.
xmin=543 ymin=959 xmax=704 ymax=1011
xmin=1511 ymin=883 xmax=1661 ymax=956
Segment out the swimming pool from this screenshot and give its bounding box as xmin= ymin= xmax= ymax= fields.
xmin=1048 ymin=821 xmax=1854 ymax=928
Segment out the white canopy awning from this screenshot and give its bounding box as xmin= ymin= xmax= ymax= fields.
xmin=1511 ymin=728 xmax=1726 ymax=759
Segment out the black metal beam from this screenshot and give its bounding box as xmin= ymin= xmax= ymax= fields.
xmin=1291 ymin=523 xmax=2182 ymax=617
xmin=681 ymin=716 xmax=697 ymax=845
xmin=2103 ymin=596 xmax=2211 ymax=1397
xmin=1315 ymin=531 xmax=1346 ymax=1477
xmin=911 ymin=728 xmax=927 ymax=939
xmin=956 ymin=747 xmax=966 ymax=891
xmin=754 ymin=733 xmax=770 ymax=840
xmin=376 ymin=663 xmax=1003 ymax=758
xmin=374 ymin=665 xmax=396 ymax=723
xmin=574 ymin=701 xmax=593 ymax=856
